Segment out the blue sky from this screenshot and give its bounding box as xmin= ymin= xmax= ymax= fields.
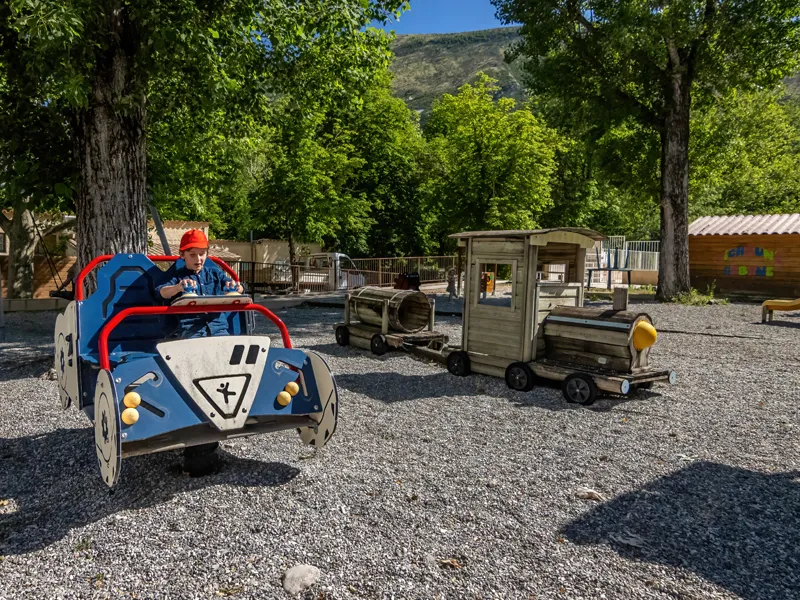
xmin=376 ymin=0 xmax=515 ymax=35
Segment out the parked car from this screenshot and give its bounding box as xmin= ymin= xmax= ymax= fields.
xmin=299 ymin=253 xmax=365 ymax=291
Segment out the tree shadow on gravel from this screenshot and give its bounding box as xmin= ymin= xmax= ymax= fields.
xmin=0 ymin=427 xmax=299 ymax=555
xmin=562 ymin=461 xmax=800 ymax=600
xmin=335 ymin=371 xmax=484 ymax=402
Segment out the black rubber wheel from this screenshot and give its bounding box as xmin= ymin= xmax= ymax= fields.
xmin=183 ymin=442 xmax=220 ymax=476
xmin=446 ymin=351 xmax=471 ymax=377
xmin=505 ymin=362 xmax=535 ymax=392
xmin=335 ymin=325 xmax=350 ymax=347
xmin=638 ymin=381 xmax=653 ymax=390
xmin=562 ymin=373 xmax=598 ymax=406
xmin=370 ymin=334 xmax=388 ymax=356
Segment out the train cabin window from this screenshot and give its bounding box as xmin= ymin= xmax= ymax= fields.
xmin=475 ymin=261 xmax=515 ymax=308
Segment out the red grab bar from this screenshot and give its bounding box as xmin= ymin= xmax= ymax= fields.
xmin=98 ymin=303 xmax=292 ymax=370
xmin=75 ymin=255 xmax=240 ymax=301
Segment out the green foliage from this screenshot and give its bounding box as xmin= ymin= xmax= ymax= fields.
xmin=341 ymin=79 xmax=437 ymax=256
xmin=669 ymin=282 xmax=729 ymax=306
xmin=690 ymin=87 xmax=800 ymax=218
xmin=247 ymin=103 xmax=371 ymax=254
xmin=493 ymin=0 xmax=800 ymax=131
xmin=424 ymin=73 xmax=560 ymax=251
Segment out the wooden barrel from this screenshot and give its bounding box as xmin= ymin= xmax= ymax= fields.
xmin=541 ymin=306 xmax=656 ymax=373
xmin=349 ymin=286 xmax=431 ymax=333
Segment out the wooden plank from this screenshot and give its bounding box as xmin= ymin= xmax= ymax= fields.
xmin=538 ymin=296 xmax=580 ymax=311
xmin=576 ymin=247 xmax=586 ymax=292
xmin=470 ymin=319 xmax=527 ymax=336
xmin=546 ymin=335 xmax=632 ymax=358
xmin=544 ymin=346 xmax=631 ymax=373
xmin=531 ymin=362 xmax=627 ymax=394
xmin=468 ymin=339 xmax=522 ymax=361
xmin=470 ymin=305 xmax=524 ymax=323
xmin=463 ymin=238 xmax=473 ymax=351
xmin=472 ymin=240 xmax=525 ymax=257
xmin=467 ymin=352 xmax=515 ymax=369
xmin=522 ymin=243 xmax=537 ymax=363
xmin=469 ymin=361 xmax=507 ymax=379
xmin=537 ymin=285 xmax=580 ymax=298
xmin=548 ymin=305 xmax=645 ymax=324
xmin=467 ymin=329 xmax=520 ymax=347
xmin=543 ymin=322 xmax=631 ymax=346
xmin=348 ymin=336 xmax=373 ymax=351
xmin=529 ymin=232 xmax=596 ymax=248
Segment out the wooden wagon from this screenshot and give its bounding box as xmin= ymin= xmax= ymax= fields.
xmin=440 ymin=228 xmax=676 ymax=405
xmin=333 ymin=287 xmax=448 ymax=356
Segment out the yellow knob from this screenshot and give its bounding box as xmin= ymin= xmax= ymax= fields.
xmin=276 ymin=391 xmax=292 ymax=406
xmin=121 ymin=407 xmax=139 ymax=425
xmin=285 ymin=381 xmax=300 ymax=396
xmin=123 ymin=391 xmax=141 ymax=408
xmin=632 ymin=321 xmax=657 ymax=351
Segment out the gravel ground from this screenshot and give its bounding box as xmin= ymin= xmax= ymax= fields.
xmin=1 ymin=301 xmax=799 ymax=600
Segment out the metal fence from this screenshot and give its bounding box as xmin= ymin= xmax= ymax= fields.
xmin=625 ymin=240 xmax=660 ymax=253
xmin=343 ymin=255 xmax=458 ymax=288
xmin=231 ymin=255 xmax=458 ymax=294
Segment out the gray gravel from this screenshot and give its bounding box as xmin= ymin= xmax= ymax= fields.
xmin=1 ymin=301 xmax=799 ymax=599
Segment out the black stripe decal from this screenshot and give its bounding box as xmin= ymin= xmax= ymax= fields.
xmin=230 ymin=345 xmax=245 ymax=365
xmin=245 ymin=344 xmax=259 ymax=365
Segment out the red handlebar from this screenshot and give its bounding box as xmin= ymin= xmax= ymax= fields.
xmin=98 ymin=303 xmax=292 ymax=370
xmin=75 ymin=254 xmax=240 ymax=301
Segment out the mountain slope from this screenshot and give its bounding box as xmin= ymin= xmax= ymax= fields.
xmin=389 ymin=27 xmax=526 ymax=114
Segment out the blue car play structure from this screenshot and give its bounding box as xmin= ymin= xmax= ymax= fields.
xmin=53 ymin=253 xmax=339 ymax=488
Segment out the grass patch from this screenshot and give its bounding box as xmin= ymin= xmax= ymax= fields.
xmin=669 ymin=282 xmax=729 ymax=306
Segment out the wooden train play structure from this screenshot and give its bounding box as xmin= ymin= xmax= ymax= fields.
xmin=335 ymin=228 xmax=676 ymax=405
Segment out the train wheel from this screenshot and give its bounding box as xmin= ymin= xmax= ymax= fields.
xmin=446 ymin=351 xmax=471 ymax=377
xmin=562 ymin=373 xmax=598 ymax=406
xmin=505 ymin=362 xmax=535 ymax=392
xmin=335 ymin=325 xmax=350 ymax=347
xmin=370 ymin=334 xmax=388 ymax=356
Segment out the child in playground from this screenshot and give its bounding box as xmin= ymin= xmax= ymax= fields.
xmin=156 ymin=229 xmax=244 ymax=338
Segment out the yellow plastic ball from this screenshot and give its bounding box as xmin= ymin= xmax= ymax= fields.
xmin=632 ymin=321 xmax=657 ymax=351
xmin=121 ymin=408 xmax=140 ymax=425
xmin=285 ymin=381 xmax=300 ymax=396
xmin=123 ymin=391 xmax=141 ymax=408
xmin=276 ymin=391 xmax=292 ymax=406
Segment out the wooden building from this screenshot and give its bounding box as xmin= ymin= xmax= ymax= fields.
xmin=450 ymin=228 xmax=605 ymax=378
xmin=689 ymin=214 xmax=800 ymax=298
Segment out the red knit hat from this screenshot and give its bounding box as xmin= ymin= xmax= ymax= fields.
xmin=179 ymin=229 xmax=209 ymax=251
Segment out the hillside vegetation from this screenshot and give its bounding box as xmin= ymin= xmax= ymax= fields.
xmin=389 ymin=27 xmax=527 ymax=114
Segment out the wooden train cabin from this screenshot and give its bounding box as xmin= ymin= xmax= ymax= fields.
xmin=449 ymin=228 xmax=603 ymax=378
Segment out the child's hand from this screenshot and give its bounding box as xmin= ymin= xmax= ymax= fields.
xmin=224 ymin=279 xmax=242 ymax=295
xmin=181 ymin=278 xmax=198 ymax=294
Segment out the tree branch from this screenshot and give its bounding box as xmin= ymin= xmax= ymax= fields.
xmin=688 ymin=0 xmax=719 ymax=78
xmin=41 ymin=218 xmax=77 ymax=237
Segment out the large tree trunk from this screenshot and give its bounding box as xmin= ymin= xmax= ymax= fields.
xmin=74 ymin=5 xmax=147 ymax=293
xmin=6 ymin=206 xmax=37 ymax=299
xmin=657 ymin=69 xmax=692 ymax=300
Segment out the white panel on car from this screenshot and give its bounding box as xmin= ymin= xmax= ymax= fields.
xmin=94 ymin=369 xmax=121 ymax=488
xmin=298 ymin=350 xmax=339 ymax=448
xmin=54 ymin=301 xmax=79 ymax=410
xmin=156 ymin=336 xmax=271 ymax=431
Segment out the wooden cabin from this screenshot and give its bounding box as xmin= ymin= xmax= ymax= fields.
xmin=689 ymin=213 xmax=800 ymax=299
xmin=450 ymin=228 xmax=605 ymax=378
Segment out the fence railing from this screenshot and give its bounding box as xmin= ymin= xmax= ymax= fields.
xmin=344 ymin=255 xmax=457 ymax=288
xmin=231 ymin=255 xmax=458 ymax=294
xmin=625 ymin=240 xmax=660 ymax=253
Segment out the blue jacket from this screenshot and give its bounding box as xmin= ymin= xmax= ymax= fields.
xmin=156 ymin=260 xmax=232 ymax=338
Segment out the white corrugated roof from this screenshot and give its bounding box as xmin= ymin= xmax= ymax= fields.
xmin=688 ymin=214 xmax=800 ymax=236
